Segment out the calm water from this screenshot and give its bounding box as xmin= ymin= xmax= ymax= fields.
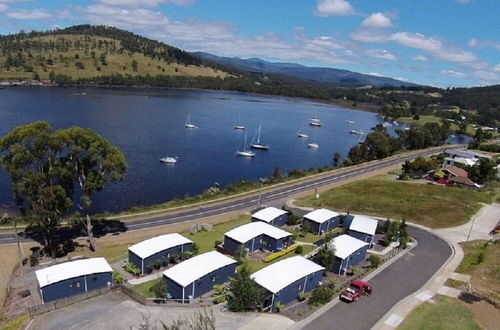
xmin=0 ymin=87 xmax=469 ymax=214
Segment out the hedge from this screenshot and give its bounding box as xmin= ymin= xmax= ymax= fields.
xmin=264 ymin=244 xmax=299 ymax=263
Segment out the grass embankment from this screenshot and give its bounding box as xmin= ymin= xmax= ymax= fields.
xmin=0 ymin=34 xmax=227 ymax=81
xmin=296 ymin=176 xmax=496 ymax=228
xmin=398 ymin=115 xmax=476 ymax=135
xmin=456 ymin=240 xmax=500 ymax=304
xmin=398 ymin=295 xmax=481 ymax=330
xmin=0 ymin=314 xmax=28 ymax=330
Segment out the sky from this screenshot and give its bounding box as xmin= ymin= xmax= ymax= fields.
xmin=0 ymin=0 xmax=499 ymax=87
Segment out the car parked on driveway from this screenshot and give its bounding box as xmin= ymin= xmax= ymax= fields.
xmin=340 ymin=280 xmax=372 ymax=302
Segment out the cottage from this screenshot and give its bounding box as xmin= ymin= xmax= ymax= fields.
xmin=427 ymin=166 xmax=478 ymax=188
xmin=329 ymin=235 xmax=369 ymax=275
xmin=251 ymin=207 xmax=288 ymax=226
xmin=223 ymin=221 xmax=292 ymax=255
xmin=35 ymin=258 xmax=112 ymax=303
xmin=346 ymin=215 xmax=378 ymax=246
xmin=128 ymin=233 xmax=193 ymax=274
xmin=443 ymin=148 xmax=491 ymax=167
xmin=163 ymin=251 xmax=236 ymax=302
xmin=302 ymin=208 xmax=341 ymax=235
xmin=251 ymin=256 xmax=324 ymax=311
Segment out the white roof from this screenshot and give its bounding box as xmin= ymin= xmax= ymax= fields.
xmin=303 ymin=208 xmax=340 ymax=224
xmin=349 ymin=215 xmax=378 ymax=236
xmin=225 ymin=221 xmax=291 ymax=243
xmin=252 ymin=207 xmax=288 ymax=223
xmin=329 ymin=235 xmax=369 ymax=259
xmin=163 ymin=251 xmax=236 ymax=287
xmin=35 ymin=258 xmax=112 ymax=288
xmin=128 ymin=233 xmax=192 ymax=259
xmin=444 ymin=157 xmax=477 ymax=166
xmin=251 ymin=256 xmax=324 ymax=294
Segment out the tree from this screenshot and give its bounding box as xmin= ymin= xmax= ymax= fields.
xmin=132 ymin=59 xmax=138 ymax=72
xmin=150 ymin=278 xmax=167 ymax=299
xmin=332 ymin=152 xmax=341 ymax=167
xmin=271 ymin=166 xmax=282 ymax=180
xmin=227 ymin=263 xmax=262 ymax=312
xmin=368 ymin=254 xmax=381 ymax=268
xmin=0 ymin=122 xmax=73 ymax=256
xmin=315 ymin=243 xmax=335 ymax=270
xmin=51 ymin=127 xmax=127 ymax=251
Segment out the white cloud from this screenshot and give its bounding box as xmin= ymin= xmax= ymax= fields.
xmin=95 ymin=0 xmax=193 ymax=7
xmin=6 ymin=8 xmax=52 ymax=19
xmin=412 ymin=55 xmax=429 ymax=62
xmin=366 ymin=49 xmax=397 ymax=61
xmin=472 ymin=71 xmax=498 ymax=84
xmin=441 ymin=69 xmax=466 ymax=78
xmin=468 ymin=38 xmax=500 ymax=51
xmin=0 ymin=3 xmax=7 ymax=12
xmin=350 ymin=29 xmax=388 ymax=43
xmin=315 ymin=0 xmax=355 ymax=16
xmin=361 ymin=12 xmax=392 ymax=28
xmin=494 ymin=64 xmax=500 ymax=72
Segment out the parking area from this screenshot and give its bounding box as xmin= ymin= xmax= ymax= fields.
xmin=28 ymin=291 xmax=294 ymax=330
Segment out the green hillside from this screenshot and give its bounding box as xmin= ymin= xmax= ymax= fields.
xmin=0 ymin=25 xmax=230 ymax=81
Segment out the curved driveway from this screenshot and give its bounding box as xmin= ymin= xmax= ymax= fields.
xmin=0 ymin=147 xmax=452 ymax=245
xmin=302 ymin=226 xmax=452 ymax=330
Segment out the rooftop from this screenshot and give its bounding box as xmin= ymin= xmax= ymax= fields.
xmin=349 ymin=215 xmax=378 ymax=236
xmin=445 ymin=148 xmax=491 ymax=159
xmin=163 ymin=251 xmax=236 ymax=288
xmin=251 ymin=256 xmax=324 ymax=294
xmin=225 ymin=221 xmax=292 ymax=243
xmin=252 ymin=207 xmax=288 ymax=223
xmin=303 ymin=208 xmax=340 ymax=224
xmin=329 ymin=235 xmax=369 ymax=259
xmin=128 ymin=233 xmax=192 ymax=259
xmin=35 ymin=258 xmax=112 ymax=288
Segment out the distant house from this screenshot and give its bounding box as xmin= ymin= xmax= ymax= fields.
xmin=428 ymin=166 xmax=477 ymax=188
xmin=35 ymin=258 xmax=112 ymax=303
xmin=329 ymin=235 xmax=369 ymax=275
xmin=302 ymin=208 xmax=341 ymax=235
xmin=128 ymin=233 xmax=193 ymax=274
xmin=163 ymin=251 xmax=236 ymax=302
xmin=443 ymin=148 xmax=491 ymax=167
xmin=223 ymin=222 xmax=292 ymax=255
xmin=346 ymin=215 xmax=378 ymax=246
xmin=251 ymin=207 xmax=288 ymax=226
xmin=251 ymin=256 xmax=324 ymax=311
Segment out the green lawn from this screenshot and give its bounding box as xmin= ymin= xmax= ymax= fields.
xmin=456 ymin=240 xmax=500 ymax=303
xmin=398 ymin=295 xmax=481 ymax=330
xmin=0 ymin=314 xmax=28 ymax=330
xmin=181 ymin=215 xmax=250 ymax=253
xmin=131 ymin=280 xmax=156 ymax=298
xmin=296 ymin=176 xmax=496 ymax=228
xmin=244 ymin=244 xmax=317 ymax=273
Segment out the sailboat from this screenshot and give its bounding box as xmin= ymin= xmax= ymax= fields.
xmin=236 ymin=132 xmax=255 ymax=157
xmin=234 ymin=115 xmax=245 ymax=130
xmin=309 ymin=118 xmax=321 ymax=127
xmin=185 ymin=114 xmax=197 ymax=129
xmin=297 ymin=124 xmax=309 ymax=138
xmin=159 ymin=156 xmax=177 ymax=164
xmin=308 ymin=143 xmax=319 ymax=149
xmin=250 ymin=125 xmax=269 ymax=150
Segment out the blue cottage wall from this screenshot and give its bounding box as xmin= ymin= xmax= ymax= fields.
xmin=130 ymin=243 xmax=193 ymax=274
xmin=40 ymin=272 xmax=112 ymax=303
xmin=270 ymin=270 xmax=323 ymax=311
xmin=164 ymin=263 xmax=236 ymax=302
xmin=331 ymin=245 xmax=369 ymax=274
xmin=346 ymin=230 xmax=373 ymax=245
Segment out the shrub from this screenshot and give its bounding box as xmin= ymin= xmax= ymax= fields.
xmin=309 ymin=286 xmax=334 ymax=306
xmin=149 ymin=278 xmax=167 ymax=299
xmin=275 ymin=301 xmax=285 ymax=312
xmin=476 ymin=252 xmax=485 ymax=264
xmin=113 ymin=271 xmax=124 ymax=284
xmin=295 ymin=245 xmax=304 ymax=254
xmin=287 ymin=214 xmax=300 ymax=226
xmin=214 ymin=239 xmax=222 ymax=248
xmin=123 ymin=262 xmax=141 ymax=276
xmin=264 ymin=244 xmax=299 ymax=263
xmin=29 ymin=255 xmax=38 ymax=267
xmin=368 ymin=254 xmax=381 ymax=268
xmin=298 ymin=292 xmax=310 ymax=301
xmin=213 ymin=294 xmax=226 ymax=304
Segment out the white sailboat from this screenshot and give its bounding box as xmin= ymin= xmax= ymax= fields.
xmin=308 ymin=143 xmax=319 ymax=149
xmin=234 ymin=115 xmax=245 ymax=130
xmin=297 ymin=124 xmax=309 ymax=138
xmin=185 ymin=114 xmax=197 ymax=129
xmin=250 ymin=125 xmax=269 ymax=150
xmin=346 ymin=120 xmax=355 ymax=124
xmin=236 ymin=132 xmax=255 ymax=157
xmin=309 ymin=118 xmax=321 ymax=127
xmin=159 ymin=156 xmax=177 ymax=164
xmin=349 ymin=129 xmax=364 ymax=135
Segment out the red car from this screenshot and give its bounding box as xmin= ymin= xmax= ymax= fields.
xmin=340 ymin=280 xmax=372 ymax=302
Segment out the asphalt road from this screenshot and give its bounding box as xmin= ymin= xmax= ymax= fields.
xmin=302 ymin=226 xmax=452 ymax=330
xmin=0 ymin=147 xmax=451 ymax=245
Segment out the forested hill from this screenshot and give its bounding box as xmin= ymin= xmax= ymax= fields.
xmin=0 ymin=24 xmax=235 ymax=81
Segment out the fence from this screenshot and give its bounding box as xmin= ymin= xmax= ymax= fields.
xmin=28 ymin=286 xmax=114 ymax=317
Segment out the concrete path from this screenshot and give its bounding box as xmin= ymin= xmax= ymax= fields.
xmin=128 ymin=272 xmax=163 ymax=285
xmin=435 ymin=203 xmax=500 ymax=243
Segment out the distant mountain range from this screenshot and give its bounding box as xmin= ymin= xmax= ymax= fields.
xmin=193 ymin=52 xmax=417 ymax=88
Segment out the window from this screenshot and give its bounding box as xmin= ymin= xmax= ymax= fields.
xmin=70 ymin=281 xmax=80 ymax=288
xmin=211 ymin=276 xmax=216 ymax=282
xmin=297 ymin=283 xmax=302 ymax=291
xmin=92 ymin=276 xmax=98 ymax=282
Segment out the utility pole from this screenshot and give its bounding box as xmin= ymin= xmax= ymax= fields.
xmin=13 ymin=219 xmax=24 ymax=275
xmin=257 ymin=178 xmax=266 ymax=209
